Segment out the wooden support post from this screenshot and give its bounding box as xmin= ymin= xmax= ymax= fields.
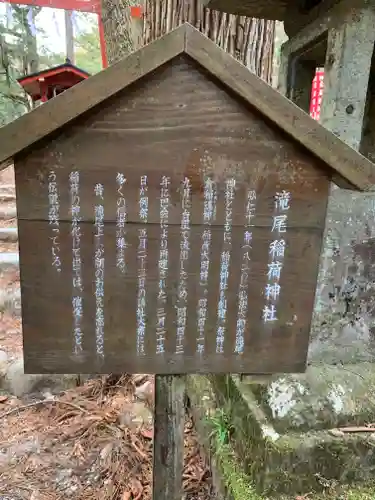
xmin=64 ymin=10 xmax=75 ymax=64
xmin=152 ymin=374 xmax=185 ymax=500
xmin=97 ymin=10 xmax=108 ymax=69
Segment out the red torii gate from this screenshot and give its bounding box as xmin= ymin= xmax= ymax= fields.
xmin=0 ymin=0 xmax=142 ymax=69
xmin=0 ymin=0 xmax=107 ymax=67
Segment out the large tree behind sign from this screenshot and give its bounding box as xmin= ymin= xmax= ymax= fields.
xmin=101 ymin=0 xmax=275 ymax=84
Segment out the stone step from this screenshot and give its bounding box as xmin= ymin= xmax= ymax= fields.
xmin=0 ymin=228 xmax=18 ymax=242
xmin=0 ymin=184 xmax=16 ymax=193
xmin=207 ymin=370 xmax=375 ymax=496
xmin=0 ymin=208 xmax=17 ymax=220
xmin=0 ymin=252 xmax=20 ymax=317
xmin=0 ymin=252 xmax=19 ymax=271
xmin=0 ymin=194 xmax=15 ymax=202
xmin=0 ymin=286 xmax=21 ymax=317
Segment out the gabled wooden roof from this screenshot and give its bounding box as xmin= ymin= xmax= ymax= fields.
xmin=0 ymin=23 xmax=374 ymax=191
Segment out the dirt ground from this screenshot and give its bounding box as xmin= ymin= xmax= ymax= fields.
xmin=0 ymin=269 xmax=22 ymax=361
xmin=0 ymin=375 xmax=213 ymax=500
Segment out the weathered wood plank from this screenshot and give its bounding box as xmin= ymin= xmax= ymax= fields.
xmin=152 ymin=374 xmax=185 ymax=500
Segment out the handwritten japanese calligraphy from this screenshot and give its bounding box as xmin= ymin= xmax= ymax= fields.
xmin=275 ymin=190 xmax=291 ymax=211
xmin=196 ymin=177 xmax=216 ymax=354
xmin=48 ymin=170 xmax=61 ymax=273
xmin=137 ymin=176 xmax=148 ymax=355
xmin=235 ymin=189 xmax=256 ymax=354
xmin=176 ymin=177 xmax=191 ymax=354
xmin=156 ymin=175 xmax=170 ymax=354
xmin=69 ymin=171 xmax=83 ymax=354
xmin=216 ymin=178 xmax=236 ymax=353
xmin=94 ymin=184 xmax=105 ymax=356
xmin=262 ymin=190 xmax=291 ymax=323
xmin=116 ymin=173 xmax=127 ymax=273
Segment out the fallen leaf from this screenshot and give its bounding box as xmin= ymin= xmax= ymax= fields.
xmin=100 ymin=442 xmax=113 ymax=461
xmin=134 ymin=380 xmax=153 ymax=402
xmin=133 ymin=374 xmax=148 ymax=386
xmin=71 ymin=441 xmax=85 ymax=460
xmin=131 ymin=478 xmax=143 ymax=500
xmin=140 ymin=428 xmax=153 ymax=440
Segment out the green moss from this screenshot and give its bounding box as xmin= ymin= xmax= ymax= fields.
xmin=278 ymin=484 xmax=375 ymax=499
xmin=187 ymin=375 xmax=375 ymax=498
xmin=213 ymin=441 xmax=262 ymax=500
xmin=207 ymin=374 xmax=375 ymax=496
xmin=207 ymin=404 xmax=262 ymax=500
xmin=186 ymin=375 xmax=262 ymax=500
xmin=208 ymin=374 xmax=282 ymax=492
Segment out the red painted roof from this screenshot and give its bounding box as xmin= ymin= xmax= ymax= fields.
xmin=17 ymin=61 xmax=90 ymax=86
xmin=18 ymin=61 xmax=90 ymax=100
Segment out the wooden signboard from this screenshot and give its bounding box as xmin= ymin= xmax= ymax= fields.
xmin=0 ymin=24 xmax=374 ymax=376
xmin=1 ymin=24 xmax=375 ymax=500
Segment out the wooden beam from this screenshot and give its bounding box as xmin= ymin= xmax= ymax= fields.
xmin=284 ymin=0 xmax=340 ymax=37
xmin=203 ymin=0 xmax=287 ymax=21
xmin=280 ymin=0 xmax=372 ymax=60
xmin=64 ymin=11 xmax=75 ymax=64
xmin=152 ymin=375 xmax=185 ymax=500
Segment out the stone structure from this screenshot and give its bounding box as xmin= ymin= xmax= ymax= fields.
xmin=197 ymin=0 xmax=375 ymax=494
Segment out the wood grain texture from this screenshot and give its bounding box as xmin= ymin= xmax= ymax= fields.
xmin=16 ymin=57 xmax=331 ymax=374
xmin=1 ymin=23 xmax=374 ymax=193
xmin=152 ymin=375 xmax=185 ymax=500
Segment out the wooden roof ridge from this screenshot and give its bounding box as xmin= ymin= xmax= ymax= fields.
xmin=1 ymin=22 xmax=374 ymax=191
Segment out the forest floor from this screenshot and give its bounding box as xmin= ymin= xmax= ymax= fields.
xmin=0 ymin=375 xmax=213 ymax=500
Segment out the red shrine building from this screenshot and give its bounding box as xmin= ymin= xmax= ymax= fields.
xmin=17 ymin=58 xmax=90 ymax=104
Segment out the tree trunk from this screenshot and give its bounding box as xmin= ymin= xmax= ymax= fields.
xmin=102 ymin=0 xmax=144 ymax=65
xmin=102 ymin=0 xmax=275 ymax=84
xmin=64 ymin=11 xmax=75 ymax=64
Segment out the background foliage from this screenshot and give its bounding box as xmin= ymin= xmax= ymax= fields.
xmin=0 ymin=7 xmax=101 ymax=126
